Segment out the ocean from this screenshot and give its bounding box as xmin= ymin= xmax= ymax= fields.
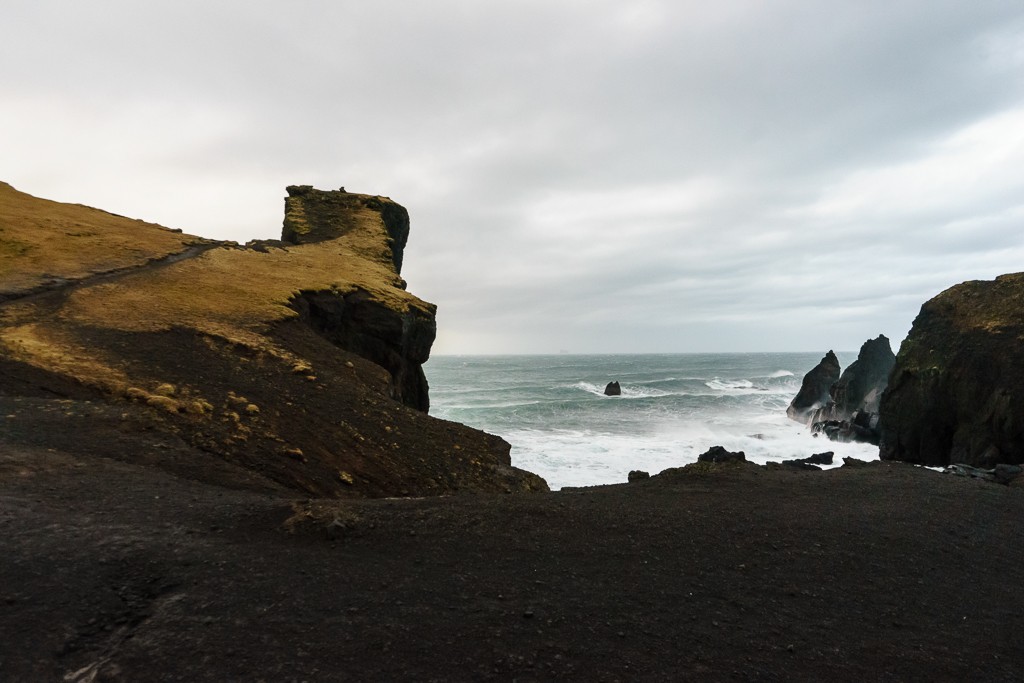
xmin=426 ymin=353 xmax=880 ymax=490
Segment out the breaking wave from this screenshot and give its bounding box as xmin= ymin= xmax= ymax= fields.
xmin=427 ymin=352 xmax=878 ymax=489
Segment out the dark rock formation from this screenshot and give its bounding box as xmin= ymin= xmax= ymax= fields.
xmin=604 ymin=381 xmax=621 ymax=396
xmin=880 ymin=274 xmax=1024 ymax=467
xmin=811 ymin=412 xmax=880 ymax=445
xmin=782 ymin=451 xmax=834 ymax=467
xmin=787 ymin=351 xmax=840 ymax=423
xmin=811 ymin=335 xmax=895 ymax=424
xmin=628 ymin=470 xmax=650 ymax=482
xmin=698 ymin=446 xmax=746 ymax=463
xmin=789 ymin=337 xmax=893 ymax=445
xmin=290 ymin=288 xmax=435 ymax=412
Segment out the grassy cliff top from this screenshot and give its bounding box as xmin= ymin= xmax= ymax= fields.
xmin=930 ymin=272 xmax=1024 ymax=334
xmin=0 ymin=182 xmax=205 ymax=297
xmin=0 ymin=182 xmax=432 ymax=385
xmin=894 ymin=272 xmax=1024 ymax=372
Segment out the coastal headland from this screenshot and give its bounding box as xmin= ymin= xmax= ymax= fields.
xmin=3 ymin=183 xmax=1024 ymax=680
xmin=0 ymin=181 xmax=544 ymax=499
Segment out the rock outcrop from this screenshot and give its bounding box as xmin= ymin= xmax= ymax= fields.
xmin=0 ymin=182 xmax=548 ymax=497
xmin=604 ymin=381 xmax=621 ymax=396
xmin=786 ymin=351 xmax=840 ymax=423
xmin=812 ymin=335 xmax=895 ymax=423
xmin=879 ymin=274 xmax=1024 ymax=467
xmin=697 ymin=446 xmax=746 ymax=463
xmin=788 ymin=337 xmax=894 ymax=445
xmin=810 ymin=411 xmax=881 ymax=445
xmin=781 ymin=451 xmax=834 ymax=468
xmin=281 ymin=186 xmax=428 ymax=411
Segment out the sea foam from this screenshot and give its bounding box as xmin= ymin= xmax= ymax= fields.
xmin=427 ymin=353 xmax=878 ymax=490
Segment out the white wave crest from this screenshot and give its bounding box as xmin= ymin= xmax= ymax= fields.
xmin=705 ymin=378 xmax=757 ymax=391
xmin=506 ymin=416 xmax=879 ymax=490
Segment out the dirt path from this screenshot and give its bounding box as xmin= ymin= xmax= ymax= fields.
xmin=0 ymin=241 xmax=224 ymax=306
xmin=2 ymin=443 xmax=1022 ymax=681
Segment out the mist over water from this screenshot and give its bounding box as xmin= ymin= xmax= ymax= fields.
xmin=426 ymin=353 xmax=880 ymax=490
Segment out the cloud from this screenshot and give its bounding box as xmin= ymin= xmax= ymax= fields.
xmin=2 ymin=1 xmax=1023 ymax=353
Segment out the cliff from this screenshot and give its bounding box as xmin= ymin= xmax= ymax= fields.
xmin=0 ymin=182 xmax=547 ymax=497
xmin=280 ymin=185 xmax=430 ymax=411
xmin=879 ymin=274 xmax=1024 ymax=467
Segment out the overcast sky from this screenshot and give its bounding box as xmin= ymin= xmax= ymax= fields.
xmin=4 ymin=1 xmax=1023 ymax=355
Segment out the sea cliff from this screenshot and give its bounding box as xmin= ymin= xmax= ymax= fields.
xmin=0 ymin=182 xmax=547 ymax=497
xmin=879 ymin=273 xmax=1024 ymax=467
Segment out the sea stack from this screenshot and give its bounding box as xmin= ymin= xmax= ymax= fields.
xmin=786 ymin=351 xmax=840 ymax=424
xmin=817 ymin=335 xmax=895 ymax=421
xmin=604 ymin=381 xmax=622 ymax=396
xmin=788 ymin=338 xmax=895 ymax=444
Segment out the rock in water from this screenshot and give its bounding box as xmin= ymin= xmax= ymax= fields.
xmin=818 ymin=335 xmax=895 ymax=421
xmin=604 ymin=381 xmax=621 ymax=396
xmin=879 ymin=273 xmax=1024 ymax=467
xmin=787 ymin=351 xmax=840 ymax=424
xmin=793 ymin=337 xmax=893 ymax=445
xmin=832 ymin=336 xmax=895 ymax=415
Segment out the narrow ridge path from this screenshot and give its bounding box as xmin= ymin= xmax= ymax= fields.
xmin=0 ymin=240 xmax=228 ymax=307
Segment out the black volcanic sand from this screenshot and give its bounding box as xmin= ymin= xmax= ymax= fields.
xmin=3 ymin=441 xmax=1024 ymax=681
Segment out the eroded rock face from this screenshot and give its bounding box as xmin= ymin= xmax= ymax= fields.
xmin=283 ymin=185 xmax=410 ymax=272
xmin=879 ymin=274 xmax=1024 ymax=467
xmin=789 ymin=338 xmax=894 ymax=445
xmin=281 ymin=187 xmax=432 ymax=410
xmin=787 ymin=351 xmax=840 ymax=424
xmin=821 ymin=335 xmax=895 ymax=420
xmin=290 ymin=288 xmax=435 ymax=412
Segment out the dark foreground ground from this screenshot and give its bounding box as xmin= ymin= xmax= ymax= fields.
xmin=3 ymin=437 xmax=1024 ymax=682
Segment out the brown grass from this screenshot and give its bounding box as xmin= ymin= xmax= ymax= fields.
xmin=0 ymin=182 xmax=433 ymax=392
xmin=61 ymin=236 xmax=429 ymax=336
xmin=0 ymin=182 xmax=202 ymax=295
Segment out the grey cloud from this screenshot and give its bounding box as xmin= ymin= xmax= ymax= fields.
xmin=3 ymin=1 xmax=1024 ymax=353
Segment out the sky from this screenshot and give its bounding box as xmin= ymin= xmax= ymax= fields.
xmin=3 ymin=1 xmax=1024 ymax=355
